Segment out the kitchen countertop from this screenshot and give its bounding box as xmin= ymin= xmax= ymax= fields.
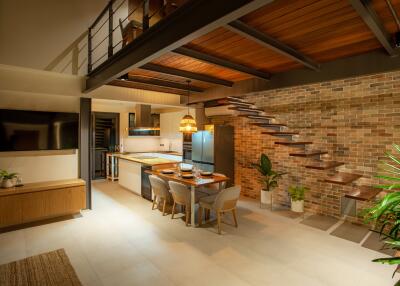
xmin=117 ymin=154 xmax=181 ymax=166
xmin=108 ymin=151 xmax=183 ymax=156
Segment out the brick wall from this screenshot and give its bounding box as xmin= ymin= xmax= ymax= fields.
xmin=211 ymin=70 xmax=400 ymax=218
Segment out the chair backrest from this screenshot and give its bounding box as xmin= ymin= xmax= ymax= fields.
xmin=213 ymin=185 xmax=241 ymax=211
xmin=168 ymin=181 xmax=190 ymax=206
xmin=149 ymin=175 xmax=170 ymax=199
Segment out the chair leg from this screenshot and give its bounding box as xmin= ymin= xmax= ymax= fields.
xmin=232 ymin=209 xmax=238 ymax=228
xmin=152 ymin=196 xmax=157 ymax=210
xmin=185 ymin=208 xmax=190 ymax=226
xmin=171 ymin=201 xmax=176 ymax=219
xmin=205 ymin=209 xmax=210 ymax=221
xmin=217 ymin=212 xmax=222 ymax=234
xmin=198 ymin=207 xmax=203 ymax=226
xmin=162 ymin=199 xmax=167 ymax=216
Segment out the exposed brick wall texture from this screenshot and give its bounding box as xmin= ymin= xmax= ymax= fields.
xmin=210 ymin=71 xmax=400 ymax=218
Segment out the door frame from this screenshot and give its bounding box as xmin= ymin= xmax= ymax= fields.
xmin=91 ymin=112 xmax=120 ymax=180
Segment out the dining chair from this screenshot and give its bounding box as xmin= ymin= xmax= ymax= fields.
xmin=198 ymin=185 xmax=241 ymax=234
xmin=119 ymin=18 xmax=142 ymax=47
xmin=199 ymin=181 xmax=227 ymax=196
xmin=149 ymin=175 xmax=172 ymax=216
xmin=168 ymin=181 xmax=208 ymax=226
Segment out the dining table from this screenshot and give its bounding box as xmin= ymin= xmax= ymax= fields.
xmin=145 ymin=168 xmax=230 ymax=227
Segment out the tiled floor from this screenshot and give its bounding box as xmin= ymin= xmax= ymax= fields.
xmin=0 ymin=180 xmax=394 ymax=286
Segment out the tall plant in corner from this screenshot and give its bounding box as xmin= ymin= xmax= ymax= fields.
xmin=252 ymin=153 xmax=282 ymax=207
xmin=365 ymin=144 xmax=400 ymax=286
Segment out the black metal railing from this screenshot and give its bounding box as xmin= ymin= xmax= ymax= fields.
xmin=87 ymin=0 xmax=168 ymax=74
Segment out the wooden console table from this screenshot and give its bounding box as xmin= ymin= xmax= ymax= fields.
xmin=0 ymin=179 xmax=86 ymax=228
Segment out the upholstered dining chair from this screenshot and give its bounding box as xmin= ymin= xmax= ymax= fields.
xmin=149 ymin=175 xmax=172 ymax=216
xmin=198 ymin=185 xmax=241 ymax=234
xmin=168 ymin=181 xmax=208 ymax=226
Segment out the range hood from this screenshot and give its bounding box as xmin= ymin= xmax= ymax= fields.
xmin=133 ymin=104 xmax=160 ymax=130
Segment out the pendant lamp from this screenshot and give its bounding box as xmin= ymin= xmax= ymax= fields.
xmin=179 ymin=80 xmax=197 ymax=133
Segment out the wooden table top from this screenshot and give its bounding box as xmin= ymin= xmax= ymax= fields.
xmin=146 ymin=169 xmax=229 ymax=187
xmin=0 ymin=179 xmax=86 ymax=197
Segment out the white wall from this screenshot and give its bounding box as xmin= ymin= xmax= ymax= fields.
xmin=0 ymin=92 xmax=80 ymax=183
xmin=0 ymin=0 xmax=108 ymax=72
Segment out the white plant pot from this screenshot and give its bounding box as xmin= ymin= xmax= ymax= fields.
xmin=291 ymin=199 xmax=304 ymax=213
xmin=2 ymin=179 xmax=14 ymax=188
xmin=260 ymin=190 xmax=272 ymax=205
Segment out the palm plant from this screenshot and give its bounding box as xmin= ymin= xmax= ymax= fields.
xmin=288 ymin=185 xmax=309 ymax=201
xmin=252 ymin=153 xmax=282 ymax=192
xmin=365 ymin=144 xmax=400 ymax=285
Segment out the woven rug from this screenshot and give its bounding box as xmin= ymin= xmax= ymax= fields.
xmin=0 ymin=249 xmax=82 ymax=286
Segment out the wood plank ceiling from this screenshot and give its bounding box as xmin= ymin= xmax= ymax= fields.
xmin=111 ymin=0 xmax=400 ymax=96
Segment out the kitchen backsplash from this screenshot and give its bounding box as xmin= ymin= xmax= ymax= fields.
xmin=122 ymin=137 xmax=182 ymax=153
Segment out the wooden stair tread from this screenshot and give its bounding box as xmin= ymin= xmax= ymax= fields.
xmin=305 ymin=161 xmax=344 ymax=170
xmin=345 ymin=186 xmax=381 ymax=201
xmin=228 ymin=106 xmax=264 ymax=112
xmin=229 ymin=102 xmax=253 ymax=107
xmin=289 ymin=151 xmax=328 ymax=157
xmin=251 ymin=123 xmax=286 ymax=127
xmin=275 ymin=141 xmax=312 ymax=146
xmin=263 ymin=131 xmax=298 ymax=135
xmin=324 ymin=172 xmax=362 ymax=185
xmin=244 ymin=115 xmax=275 ymax=119
xmin=226 ymin=96 xmax=245 ymax=101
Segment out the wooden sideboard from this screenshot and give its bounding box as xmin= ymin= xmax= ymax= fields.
xmin=0 ymin=179 xmax=86 ymax=228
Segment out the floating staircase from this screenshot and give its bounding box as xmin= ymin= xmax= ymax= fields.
xmin=214 ymin=96 xmax=381 ymax=203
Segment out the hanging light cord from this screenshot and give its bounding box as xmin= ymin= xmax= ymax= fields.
xmin=186 ymin=80 xmax=191 ymax=115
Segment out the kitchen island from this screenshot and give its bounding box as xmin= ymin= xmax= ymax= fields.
xmin=117 ymin=152 xmax=182 ymax=200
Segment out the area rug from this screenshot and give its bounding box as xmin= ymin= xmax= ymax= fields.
xmin=362 ymin=232 xmax=396 ymax=256
xmin=330 ymin=222 xmax=370 ymax=243
xmin=0 ymin=249 xmax=82 ymax=286
xmin=300 ymin=214 xmax=339 ymax=231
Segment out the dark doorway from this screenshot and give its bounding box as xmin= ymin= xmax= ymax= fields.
xmin=91 ymin=112 xmax=119 ymax=180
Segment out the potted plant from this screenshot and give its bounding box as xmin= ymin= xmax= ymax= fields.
xmin=252 ymin=153 xmax=282 ymax=206
xmin=288 ymin=185 xmax=308 ymax=212
xmin=0 ymin=170 xmax=18 ymax=188
xmin=364 ymin=144 xmax=400 ymax=285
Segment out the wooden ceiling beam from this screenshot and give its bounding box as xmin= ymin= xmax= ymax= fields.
xmin=140 ymin=63 xmax=234 ymax=87
xmin=226 ymin=20 xmax=320 ymax=71
xmin=173 ymin=46 xmax=271 ymax=80
xmin=85 ymin=0 xmax=275 ymax=92
xmin=349 ymin=0 xmax=398 ymax=56
xmin=118 ymin=76 xmax=204 ymax=92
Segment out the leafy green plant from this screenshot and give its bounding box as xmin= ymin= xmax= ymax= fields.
xmin=0 ymin=170 xmax=18 ymax=180
xmin=288 ymin=185 xmax=308 ymax=201
xmin=364 ymin=144 xmax=400 ymax=285
xmin=252 ymin=153 xmax=282 ymax=192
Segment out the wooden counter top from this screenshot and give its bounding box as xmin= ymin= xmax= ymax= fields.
xmin=146 ymin=169 xmax=229 ymax=187
xmin=118 ymin=155 xmax=181 ymax=166
xmin=0 ymin=179 xmax=85 ymax=197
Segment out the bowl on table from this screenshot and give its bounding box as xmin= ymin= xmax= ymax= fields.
xmin=180 ymin=168 xmax=193 ymax=173
xmin=200 ymin=171 xmax=213 ymax=176
xmin=161 ymin=169 xmax=174 ymax=174
xmin=181 ymin=173 xmax=194 ymax=179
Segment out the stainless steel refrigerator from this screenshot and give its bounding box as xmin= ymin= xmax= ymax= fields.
xmin=191 ymin=125 xmax=234 ymax=187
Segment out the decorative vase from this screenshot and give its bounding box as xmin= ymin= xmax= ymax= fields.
xmin=260 ymin=189 xmax=272 ymax=207
xmin=2 ymin=179 xmax=14 ymax=188
xmin=291 ymin=199 xmax=304 ymax=213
